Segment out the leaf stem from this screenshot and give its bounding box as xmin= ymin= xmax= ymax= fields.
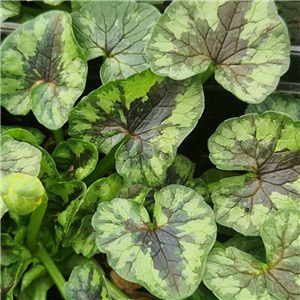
xmin=52 ymin=128 xmax=64 ymax=145
xmin=199 ymin=64 xmax=216 ymax=84
xmin=83 ymin=138 xmax=127 ymax=186
xmin=26 ymin=193 xmax=48 ymax=253
xmin=35 ymin=242 xmax=67 ymax=299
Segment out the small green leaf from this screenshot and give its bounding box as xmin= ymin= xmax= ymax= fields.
xmin=43 ymin=0 xmax=63 ymax=6
xmin=208 ymin=112 xmax=300 ymax=235
xmin=1 ymin=1 xmax=21 ymax=22
xmin=20 ymin=264 xmax=47 ymax=293
xmin=71 ymin=1 xmax=89 ymax=11
xmin=92 ymin=184 xmax=217 ymax=300
xmin=64 ymin=262 xmax=109 ymax=300
xmin=1 ymin=11 xmax=87 ymax=130
xmin=0 ymin=136 xmax=42 ymax=178
xmin=52 ymin=138 xmax=98 ymax=181
xmin=69 ymin=69 xmax=204 ymax=186
xmin=72 ymin=1 xmax=160 ymax=83
xmin=246 ymin=93 xmax=300 ymax=121
xmin=204 ymin=209 xmax=300 ymax=300
xmin=1 ymin=127 xmax=45 ymax=145
xmin=146 ymin=0 xmax=290 ymax=103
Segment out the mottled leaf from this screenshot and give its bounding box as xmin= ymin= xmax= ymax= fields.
xmin=1 ymin=1 xmax=21 ymax=22
xmin=204 ymin=209 xmax=300 ymax=300
xmin=0 ymin=136 xmax=42 ymax=179
xmin=1 ymin=127 xmax=45 ymax=145
xmin=1 ymin=11 xmax=87 ymax=130
xmin=246 ymin=93 xmax=300 ymax=121
xmin=146 ymin=0 xmax=290 ymax=103
xmin=92 ymin=185 xmax=217 ymax=300
xmin=208 ymin=112 xmax=300 ymax=235
xmin=69 ymin=69 xmax=204 ymax=186
xmin=52 ymin=138 xmax=98 ymax=181
xmin=72 ymin=1 xmax=160 ymax=83
xmin=64 ymin=262 xmax=110 ymax=300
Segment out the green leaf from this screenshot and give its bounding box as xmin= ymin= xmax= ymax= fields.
xmin=146 ymin=0 xmax=290 ymax=103
xmin=43 ymin=0 xmax=63 ymax=6
xmin=1 ymin=234 xmax=31 ymax=267
xmin=71 ymin=1 xmax=160 ymax=83
xmin=20 ymin=264 xmax=47 ymax=293
xmin=246 ymin=93 xmax=300 ymax=121
xmin=52 ymin=138 xmax=98 ymax=181
xmin=208 ymin=112 xmax=300 ymax=235
xmin=69 ymin=69 xmax=204 ymax=186
xmin=1 ymin=127 xmax=45 ymax=145
xmin=71 ymin=1 xmax=89 ymax=11
xmin=64 ymin=262 xmax=110 ymax=300
xmin=204 ymin=209 xmax=300 ymax=300
xmin=92 ymin=184 xmax=217 ymax=300
xmin=0 ymin=136 xmax=42 ymax=178
xmin=0 ymin=1 xmax=21 ymax=22
xmin=1 ymin=11 xmax=87 ymax=130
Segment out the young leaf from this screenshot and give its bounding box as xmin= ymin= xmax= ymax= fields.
xmin=0 ymin=1 xmax=21 ymax=22
xmin=92 ymin=185 xmax=217 ymax=300
xmin=1 ymin=11 xmax=87 ymax=130
xmin=246 ymin=93 xmax=300 ymax=121
xmin=1 ymin=127 xmax=45 ymax=145
xmin=69 ymin=69 xmax=204 ymax=186
xmin=71 ymin=1 xmax=160 ymax=83
xmin=52 ymin=138 xmax=98 ymax=181
xmin=208 ymin=112 xmax=300 ymax=235
xmin=0 ymin=136 xmax=42 ymax=178
xmin=146 ymin=0 xmax=290 ymax=103
xmin=64 ymin=262 xmax=110 ymax=300
xmin=203 ymin=209 xmax=300 ymax=300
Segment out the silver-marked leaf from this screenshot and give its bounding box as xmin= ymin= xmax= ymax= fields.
xmin=71 ymin=1 xmax=160 ymax=83
xmin=69 ymin=69 xmax=204 ymax=186
xmin=92 ymin=185 xmax=217 ymax=300
xmin=204 ymin=209 xmax=300 ymax=300
xmin=1 ymin=11 xmax=87 ymax=130
xmin=146 ymin=0 xmax=290 ymax=103
xmin=0 ymin=136 xmax=42 ymax=179
xmin=64 ymin=262 xmax=110 ymax=300
xmin=0 ymin=1 xmax=21 ymax=22
xmin=52 ymin=138 xmax=98 ymax=181
xmin=246 ymin=93 xmax=300 ymax=121
xmin=208 ymin=112 xmax=300 ymax=235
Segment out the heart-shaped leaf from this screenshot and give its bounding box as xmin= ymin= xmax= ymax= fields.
xmin=1 ymin=1 xmax=21 ymax=22
xmin=146 ymin=0 xmax=290 ymax=103
xmin=92 ymin=184 xmax=217 ymax=300
xmin=52 ymin=138 xmax=98 ymax=181
xmin=0 ymin=136 xmax=42 ymax=179
xmin=204 ymin=209 xmax=300 ymax=300
xmin=64 ymin=262 xmax=109 ymax=300
xmin=208 ymin=112 xmax=300 ymax=235
xmin=69 ymin=69 xmax=204 ymax=186
xmin=246 ymin=93 xmax=300 ymax=121
xmin=1 ymin=11 xmax=87 ymax=129
xmin=72 ymin=1 xmax=160 ymax=83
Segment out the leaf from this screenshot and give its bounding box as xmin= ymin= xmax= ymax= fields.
xmin=203 ymin=209 xmax=300 ymax=300
xmin=52 ymin=138 xmax=98 ymax=181
xmin=71 ymin=1 xmax=89 ymax=11
xmin=0 ymin=136 xmax=42 ymax=179
xmin=1 ymin=127 xmax=45 ymax=145
xmin=69 ymin=69 xmax=204 ymax=186
xmin=146 ymin=0 xmax=290 ymax=103
xmin=208 ymin=112 xmax=300 ymax=235
xmin=71 ymin=1 xmax=160 ymax=83
xmin=0 ymin=1 xmax=21 ymax=22
xmin=1 ymin=234 xmax=31 ymax=267
xmin=1 ymin=11 xmax=87 ymax=130
xmin=64 ymin=262 xmax=110 ymax=300
xmin=246 ymin=93 xmax=300 ymax=121
xmin=92 ymin=184 xmax=217 ymax=300
xmin=43 ymin=0 xmax=63 ymax=5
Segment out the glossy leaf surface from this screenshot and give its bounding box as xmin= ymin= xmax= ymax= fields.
xmin=204 ymin=210 xmax=300 ymax=300
xmin=52 ymin=138 xmax=98 ymax=181
xmin=69 ymin=69 xmax=204 ymax=186
xmin=0 ymin=136 xmax=42 ymax=179
xmin=146 ymin=0 xmax=290 ymax=103
xmin=72 ymin=1 xmax=160 ymax=83
xmin=92 ymin=185 xmax=217 ymax=299
xmin=208 ymin=112 xmax=300 ymax=235
xmin=1 ymin=11 xmax=87 ymax=129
